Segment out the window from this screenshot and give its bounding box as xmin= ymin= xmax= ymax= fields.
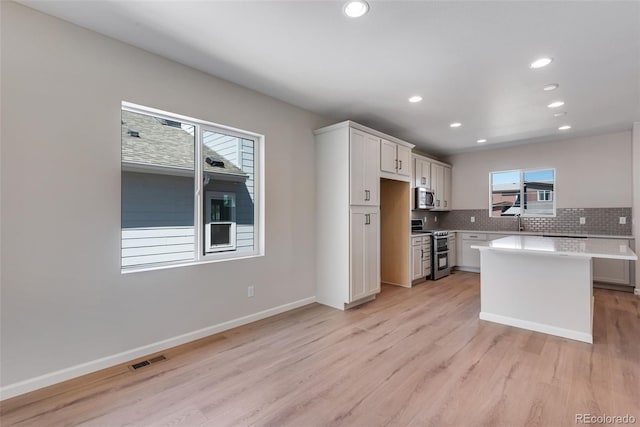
xmin=490 ymin=168 xmax=555 ymax=217
xmin=537 ymin=190 xmax=552 ymax=202
xmin=121 ymin=102 xmax=263 ymax=271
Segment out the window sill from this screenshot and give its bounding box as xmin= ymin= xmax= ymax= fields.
xmin=121 ymin=251 xmax=264 ymax=275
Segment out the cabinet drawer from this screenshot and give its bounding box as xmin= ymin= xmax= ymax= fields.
xmin=412 ymin=237 xmax=422 ymax=246
xmin=461 ymin=233 xmax=486 ymax=240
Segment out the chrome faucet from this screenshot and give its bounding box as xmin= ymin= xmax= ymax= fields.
xmin=516 ymin=214 xmax=524 ymax=232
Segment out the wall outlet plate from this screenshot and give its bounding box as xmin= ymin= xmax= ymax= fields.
xmin=248 ymin=286 xmax=254 ymax=297
xmin=620 ymin=217 xmax=627 ymax=225
xmin=470 ymin=216 xmax=475 ymax=223
xmin=579 ymin=217 xmax=586 ymax=225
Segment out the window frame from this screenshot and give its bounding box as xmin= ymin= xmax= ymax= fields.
xmin=489 ymin=168 xmax=556 ymax=218
xmin=121 ymin=101 xmax=265 ymax=273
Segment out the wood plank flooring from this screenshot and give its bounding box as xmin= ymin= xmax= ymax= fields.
xmin=2 ymin=271 xmax=639 ymax=426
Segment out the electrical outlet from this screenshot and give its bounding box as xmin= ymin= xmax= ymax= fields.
xmin=424 ymin=216 xmax=428 ymax=223
xmin=620 ymin=217 xmax=626 ymax=225
xmin=579 ymin=217 xmax=586 ymax=225
xmin=434 ymin=216 xmax=438 ymax=222
xmin=470 ymin=216 xmax=475 ymax=223
xmin=248 ymin=286 xmax=254 ymax=297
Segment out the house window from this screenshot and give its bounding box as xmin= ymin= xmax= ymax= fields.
xmin=121 ymin=102 xmax=263 ymax=272
xmin=490 ymin=168 xmax=555 ymax=217
xmin=205 ymin=192 xmax=236 ymax=252
xmin=537 ymin=190 xmax=552 ymax=201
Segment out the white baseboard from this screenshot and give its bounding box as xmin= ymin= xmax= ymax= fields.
xmin=479 ymin=311 xmax=593 ymax=344
xmin=0 ymin=296 xmax=316 ymax=401
xmin=635 ymin=287 xmax=640 ymax=296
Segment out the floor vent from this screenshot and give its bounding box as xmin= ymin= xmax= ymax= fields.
xmin=130 ymin=355 xmax=167 ymax=371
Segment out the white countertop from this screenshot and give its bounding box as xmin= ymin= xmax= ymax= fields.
xmin=451 ymin=230 xmax=633 ymax=239
xmin=471 ymin=235 xmax=638 ymax=260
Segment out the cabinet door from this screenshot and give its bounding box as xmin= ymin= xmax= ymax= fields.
xmin=430 ymin=163 xmax=445 ymax=209
xmin=364 ymin=209 xmax=380 ymax=295
xmin=443 ymin=166 xmax=452 ymax=210
xmin=363 ymin=133 xmax=380 ymax=205
xmin=350 ymin=129 xmax=379 ymax=206
xmin=380 ymin=139 xmax=397 ymax=174
xmin=449 ymin=235 xmax=457 ymax=267
xmin=396 ymin=145 xmax=411 ymax=177
xmin=414 ymin=158 xmax=431 ymax=188
xmin=461 ymin=239 xmax=481 ymax=269
xmin=593 ymin=258 xmax=630 ymax=285
xmin=350 ymin=207 xmax=380 ymax=302
xmin=412 ymin=245 xmax=423 ymax=280
xmin=422 ymin=243 xmax=431 ymax=277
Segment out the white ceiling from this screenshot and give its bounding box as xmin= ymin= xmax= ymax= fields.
xmin=19 ymin=0 xmax=640 ymax=156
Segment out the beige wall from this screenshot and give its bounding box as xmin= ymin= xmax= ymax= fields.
xmin=446 ymin=131 xmax=633 ymax=210
xmin=1 ymin=2 xmax=330 ymax=391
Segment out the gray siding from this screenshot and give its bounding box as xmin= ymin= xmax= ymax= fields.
xmin=121 ymin=169 xmax=254 ymax=267
xmin=122 ymin=172 xmax=194 ymax=228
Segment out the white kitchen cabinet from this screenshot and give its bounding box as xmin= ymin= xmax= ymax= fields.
xmin=413 ymin=157 xmax=431 ymax=188
xmin=350 ymin=128 xmax=380 ymax=206
xmin=350 ymin=207 xmax=380 ymax=301
xmin=458 ymin=233 xmax=487 ymax=272
xmin=422 ymin=238 xmax=432 ymax=277
xmin=430 ymin=163 xmax=452 ymax=211
xmin=412 ymin=237 xmax=423 ymax=281
xmin=315 ymin=121 xmax=394 ymax=310
xmin=449 ymin=232 xmax=457 ymax=268
xmin=411 ymin=235 xmax=431 ymax=283
xmin=380 ymin=139 xmax=412 ymax=181
xmin=592 ymin=239 xmax=631 ymax=285
xmin=444 ymin=166 xmax=452 ymax=210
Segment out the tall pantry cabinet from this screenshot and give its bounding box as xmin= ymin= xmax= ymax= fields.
xmin=314 ymin=122 xmax=381 ymax=310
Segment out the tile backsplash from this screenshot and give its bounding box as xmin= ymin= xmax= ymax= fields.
xmin=412 ymin=208 xmax=632 ymax=236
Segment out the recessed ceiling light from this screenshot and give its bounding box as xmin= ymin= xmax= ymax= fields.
xmin=477 ymin=139 xmax=487 ymax=143
xmin=530 ymin=57 xmax=553 ymax=69
xmin=553 ymin=111 xmax=567 ymax=117
xmin=543 ymin=83 xmax=559 ymax=91
xmin=409 ymin=95 xmax=423 ymax=103
xmin=547 ymin=101 xmax=565 ymax=108
xmin=449 ymin=122 xmax=462 ymax=128
xmin=343 ymin=1 xmax=369 ymax=18
xmin=558 ymin=125 xmax=572 ymax=131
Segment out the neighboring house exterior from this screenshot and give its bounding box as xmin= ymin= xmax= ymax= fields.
xmin=492 ymin=181 xmax=554 ymax=216
xmin=121 ymin=110 xmax=253 ymax=268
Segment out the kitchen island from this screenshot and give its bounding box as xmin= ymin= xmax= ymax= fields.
xmin=471 ymin=235 xmax=637 ymax=343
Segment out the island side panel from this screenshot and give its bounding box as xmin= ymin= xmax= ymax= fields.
xmin=478 ymin=249 xmax=593 ymax=343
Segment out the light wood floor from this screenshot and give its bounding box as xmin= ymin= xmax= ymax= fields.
xmin=2 ymin=271 xmax=639 ymax=426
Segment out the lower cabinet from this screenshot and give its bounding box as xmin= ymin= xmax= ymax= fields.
xmin=458 ymin=233 xmax=486 ymax=272
xmin=592 ymin=239 xmax=632 ymax=286
xmin=350 ymin=207 xmax=380 ymax=302
xmin=449 ymin=233 xmax=457 ymax=268
xmin=411 ymin=235 xmax=431 ymax=283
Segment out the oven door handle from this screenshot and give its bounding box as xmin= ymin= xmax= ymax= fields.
xmin=435 ymin=250 xmax=449 ymax=254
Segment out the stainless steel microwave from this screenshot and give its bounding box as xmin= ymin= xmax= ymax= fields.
xmin=415 ymin=187 xmax=435 ymax=210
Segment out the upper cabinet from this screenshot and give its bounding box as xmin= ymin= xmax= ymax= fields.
xmin=430 ymin=163 xmax=452 ymax=210
xmin=414 ymin=157 xmax=431 ymax=188
xmin=380 ymin=139 xmax=412 ymax=182
xmin=413 ymin=153 xmax=452 ymax=211
xmin=350 ymin=128 xmax=380 ymax=206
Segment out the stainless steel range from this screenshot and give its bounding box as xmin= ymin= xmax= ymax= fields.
xmin=411 ymin=219 xmax=451 ymax=280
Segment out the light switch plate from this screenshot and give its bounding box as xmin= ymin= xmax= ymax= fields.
xmin=620 ymin=217 xmax=626 ymax=225
xmin=579 ymin=217 xmax=586 ymax=225
xmin=470 ymin=216 xmax=475 ymax=223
